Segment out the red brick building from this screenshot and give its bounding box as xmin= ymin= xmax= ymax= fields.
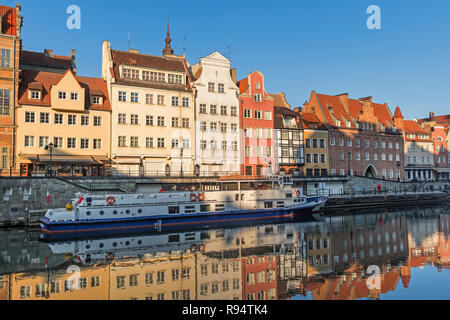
xmin=237 ymin=71 xmax=275 ymax=176
xmin=304 ymin=91 xmax=405 ymax=180
xmin=0 ymin=5 xmax=22 ymax=176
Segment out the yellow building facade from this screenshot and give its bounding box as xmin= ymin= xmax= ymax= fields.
xmin=301 ymin=112 xmax=330 ymax=176
xmin=16 ymin=69 xmax=111 ymax=176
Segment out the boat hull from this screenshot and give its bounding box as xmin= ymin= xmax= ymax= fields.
xmin=39 ymin=203 xmax=324 ymax=242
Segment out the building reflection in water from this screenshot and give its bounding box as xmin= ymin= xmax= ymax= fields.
xmin=0 ymin=206 xmax=449 ymax=300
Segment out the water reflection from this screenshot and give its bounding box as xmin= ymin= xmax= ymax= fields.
xmin=0 ymin=206 xmax=449 ymax=300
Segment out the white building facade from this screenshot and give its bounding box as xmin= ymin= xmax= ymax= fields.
xmin=102 ymin=38 xmax=195 ymax=176
xmin=191 ymin=52 xmax=241 ymax=176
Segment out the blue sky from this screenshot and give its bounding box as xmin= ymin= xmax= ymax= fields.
xmin=10 ymin=0 xmax=450 ymax=119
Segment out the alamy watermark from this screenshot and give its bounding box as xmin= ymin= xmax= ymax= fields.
xmin=67 ymin=5 xmax=81 ymax=30
xmin=367 ymin=5 xmax=381 ymax=30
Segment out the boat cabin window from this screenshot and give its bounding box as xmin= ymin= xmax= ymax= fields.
xmin=286 ymin=193 xmax=292 ymax=199
xmin=200 ymin=205 xmax=210 ymax=213
xmin=215 ymin=204 xmax=225 ymax=212
xmin=256 ymin=182 xmax=270 ymax=190
xmin=277 ymin=201 xmax=285 ymax=208
xmin=169 ymin=235 xmax=180 ymax=243
xmin=169 ymin=206 xmax=180 ymax=215
xmin=223 ymin=182 xmax=239 ymax=191
xmin=240 ymin=182 xmax=258 ymax=191
xmin=202 ymin=183 xmax=220 ymax=191
xmin=86 ymin=198 xmax=92 ymax=206
xmin=215 ymin=231 xmax=225 ymax=239
xmin=235 ymin=194 xmax=239 ymax=201
xmin=185 ymin=206 xmax=196 ymax=214
xmin=185 ymin=233 xmax=196 ymax=241
xmin=86 ymin=211 xmax=91 ymax=216
xmin=264 ymin=202 xmax=273 ymax=209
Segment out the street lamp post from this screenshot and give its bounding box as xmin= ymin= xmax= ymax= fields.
xmin=45 ymin=143 xmax=54 ymax=177
xmin=180 ymin=147 xmax=184 ymax=177
xmin=397 ymin=161 xmax=401 ymax=181
xmin=348 ymin=152 xmax=351 ymax=176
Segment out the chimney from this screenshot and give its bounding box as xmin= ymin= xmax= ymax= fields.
xmin=44 ymin=49 xmax=53 ymax=57
xmin=231 ymin=68 xmax=237 ymax=85
xmin=336 ymin=93 xmax=349 ymax=113
xmin=129 ymin=48 xmax=139 ymax=54
xmin=16 ymin=4 xmax=22 ymax=37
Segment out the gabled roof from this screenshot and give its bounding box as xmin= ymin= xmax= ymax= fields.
xmin=418 ymin=114 xmax=450 ymax=126
xmin=18 ymin=70 xmax=111 ymax=112
xmin=270 ymin=92 xmax=291 ymax=108
xmin=274 ymin=106 xmax=302 ymax=129
xmin=0 ymin=5 xmax=18 ymax=36
xmin=301 ymin=112 xmax=327 ymax=130
xmin=20 ymin=50 xmax=74 ymax=73
xmin=394 ymin=106 xmax=404 ymax=119
xmin=403 ymin=120 xmax=432 ymax=142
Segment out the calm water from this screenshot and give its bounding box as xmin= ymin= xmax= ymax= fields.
xmin=0 ymin=206 xmax=449 ymax=300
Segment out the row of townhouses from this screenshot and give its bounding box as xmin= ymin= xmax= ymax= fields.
xmin=0 ymin=4 xmax=449 ymax=181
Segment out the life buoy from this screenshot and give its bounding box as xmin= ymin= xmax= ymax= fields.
xmin=190 ymin=244 xmax=197 ymax=252
xmin=106 ymin=196 xmax=116 ymax=206
xmin=190 ymin=193 xmax=198 ymax=202
xmin=295 ymin=190 xmax=301 ymax=197
xmin=197 ymin=193 xmax=205 ymax=202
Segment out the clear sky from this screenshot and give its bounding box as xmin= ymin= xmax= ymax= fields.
xmin=10 ymin=0 xmax=450 ymax=119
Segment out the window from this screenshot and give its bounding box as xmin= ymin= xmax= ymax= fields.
xmin=68 ymin=114 xmax=76 ymax=125
xmin=210 ymin=105 xmax=217 ymax=115
xmin=71 ymin=92 xmax=78 ymax=100
xmin=93 ymin=139 xmax=102 ymax=150
xmin=171 ymin=96 xmax=179 ymax=106
xmin=53 ymin=113 xmax=63 ymax=125
xmin=321 ymin=154 xmax=326 ymax=163
xmin=130 ymin=114 xmax=139 ymax=125
xmin=182 ymin=97 xmax=189 ymax=107
xmin=53 ymin=137 xmax=63 ymax=148
xmin=210 ymin=122 xmax=217 ymax=132
xmin=93 ymin=116 xmax=101 ymax=127
xmin=81 ymin=115 xmax=89 ymax=126
xmin=221 ymin=123 xmax=227 ymax=133
xmin=116 ymin=276 xmax=125 ymax=289
xmin=25 ymin=111 xmax=35 ymax=123
xmin=130 ymin=137 xmax=139 ymax=148
xmin=157 ymin=116 xmax=165 ymax=127
xmin=58 ymin=91 xmax=67 ymax=100
xmin=1 ymin=147 xmax=8 ymax=170
xmin=254 ymin=94 xmax=261 ymax=102
xmin=183 ymin=139 xmax=190 ymax=149
xmin=92 ymin=96 xmax=100 ymax=104
xmin=255 ymin=110 xmax=262 ymax=119
xmin=200 ymin=140 xmax=207 ymax=150
xmin=168 ymin=74 xmax=182 ymax=84
xmin=0 ymin=89 xmax=10 ymax=115
xmin=264 ymin=111 xmax=272 ymax=120
xmin=244 ymin=109 xmax=251 ymax=118
xmin=67 ymin=138 xmax=76 ymax=149
xmin=182 ymin=118 xmax=190 ymax=128
xmin=31 ymin=91 xmax=41 ymax=100
xmin=231 ymin=106 xmax=238 ymax=116
xmin=146 ymin=94 xmax=153 ymax=105
xmin=339 ymin=138 xmax=344 ymax=146
xmin=208 ymin=82 xmax=215 ymax=92
xmin=39 ymin=136 xmax=49 ymax=148
xmin=218 ymin=83 xmax=225 ymax=93
xmin=80 ymin=138 xmax=89 ymax=149
xmin=146 ymin=137 xmax=154 ymax=148
xmin=221 ymin=105 xmax=227 ymax=115
xmin=130 ymin=92 xmax=138 ymax=103
xmin=157 ymin=95 xmax=165 ymax=105
xmin=1 ymin=49 xmax=10 ymax=68
xmin=171 ymin=117 xmax=179 ymax=128
xmin=25 ymin=136 xmax=35 ymax=147
xmin=199 ymin=104 xmax=207 ymax=114
xmin=157 ymin=138 xmax=165 ymax=148
xmin=118 ymin=136 xmax=126 ymax=147
xmin=118 ymin=91 xmax=127 ymax=102
xmin=172 ymin=138 xmax=179 ymax=149
xmin=123 ymin=68 xmax=139 ymax=79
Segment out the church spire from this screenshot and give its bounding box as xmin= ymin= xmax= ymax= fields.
xmin=163 ymin=17 xmax=174 ymax=56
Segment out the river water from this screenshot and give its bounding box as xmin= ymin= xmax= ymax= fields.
xmin=0 ymin=205 xmax=449 ymax=300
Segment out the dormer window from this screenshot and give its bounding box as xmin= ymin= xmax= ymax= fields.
xmin=168 ymin=74 xmax=183 ymax=84
xmin=30 ymin=90 xmax=41 ymax=100
xmin=92 ymin=96 xmax=100 ymax=105
xmin=58 ymin=91 xmax=67 ymax=100
xmin=71 ymin=92 xmax=79 ymax=101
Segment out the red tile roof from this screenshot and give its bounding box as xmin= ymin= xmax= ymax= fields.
xmin=403 ymin=120 xmax=432 ymax=142
xmin=18 ymin=70 xmax=111 ymax=111
xmin=394 ymin=106 xmax=404 ymax=119
xmin=418 ymin=114 xmax=450 ymax=126
xmin=237 ymin=78 xmax=249 ymax=94
xmin=20 ymin=50 xmax=73 ymax=72
xmin=270 ymin=92 xmax=290 ymax=108
xmin=312 ymin=92 xmax=397 ymax=132
xmin=301 ymin=112 xmax=327 ymax=130
xmin=0 ymin=5 xmax=17 ymax=36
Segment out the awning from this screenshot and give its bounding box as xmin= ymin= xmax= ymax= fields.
xmin=20 ymin=154 xmax=99 ymax=164
xmin=92 ymin=156 xmax=110 ymax=164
